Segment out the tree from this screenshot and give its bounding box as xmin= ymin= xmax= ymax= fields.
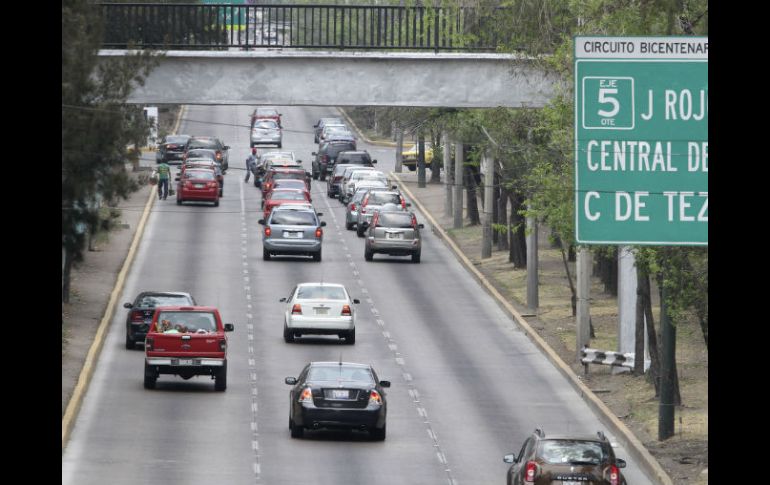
xmin=62 ymin=0 xmax=158 ymax=302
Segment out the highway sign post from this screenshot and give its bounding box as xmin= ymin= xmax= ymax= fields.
xmin=574 ymin=36 xmax=708 ymax=246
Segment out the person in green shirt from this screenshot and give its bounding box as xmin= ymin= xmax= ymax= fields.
xmin=156 ymin=161 xmax=171 ymax=200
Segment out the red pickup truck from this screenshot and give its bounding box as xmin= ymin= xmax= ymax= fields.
xmin=143 ymin=306 xmax=234 ymax=391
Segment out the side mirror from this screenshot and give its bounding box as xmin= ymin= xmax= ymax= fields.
xmin=616 ymin=459 xmax=627 ymax=469
xmin=123 ymin=302 xmax=133 ymax=309
xmin=361 ymin=221 xmax=369 ymax=228
xmin=379 ymin=380 xmax=391 ymax=388
xmin=503 ymin=454 xmax=517 ymax=464
xmin=406 ymin=202 xmax=412 ymax=207
xmin=418 ymin=224 xmax=425 ymax=229
xmin=175 ymin=176 xmax=181 ymax=182
xmin=311 ymin=152 xmax=317 ymax=156
xmin=371 ymin=159 xmax=377 ymax=163
xmin=392 ymin=185 xmax=398 ymax=190
xmin=353 ymin=299 xmax=360 ymax=304
xmin=320 ymin=221 xmax=327 ymax=227
xmin=223 ymin=145 xmax=230 ymax=150
xmin=258 ymin=219 xmax=266 ymax=225
xmin=285 ymin=377 xmax=297 ymax=385
xmin=297 ymin=159 xmax=303 ymax=164
xmin=316 ymin=212 xmax=323 ymax=216
xmin=279 ymin=297 xmax=287 ymax=302
xmin=224 ymin=323 xmax=234 ymax=332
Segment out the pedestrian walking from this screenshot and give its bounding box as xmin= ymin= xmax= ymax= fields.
xmin=157 ymin=161 xmax=171 ymax=200
xmin=245 ymin=148 xmax=258 ymax=183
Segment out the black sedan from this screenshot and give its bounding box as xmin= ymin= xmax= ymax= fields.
xmin=156 ymin=135 xmax=191 ymax=164
xmin=285 ymin=361 xmax=390 ymax=440
xmin=122 ymin=291 xmax=196 ymax=349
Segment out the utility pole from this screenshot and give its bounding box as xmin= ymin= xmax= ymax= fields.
xmin=453 ymin=142 xmax=463 ymax=229
xmin=526 ymin=216 xmax=539 ymax=311
xmin=576 ymin=247 xmax=591 ymax=362
xmin=658 ymin=285 xmax=676 ymax=440
xmin=417 ymin=131 xmax=426 ymax=188
xmin=481 ymin=151 xmax=493 ymax=259
xmin=443 ymin=131 xmax=452 ymax=217
xmin=395 ymin=128 xmax=403 ymax=173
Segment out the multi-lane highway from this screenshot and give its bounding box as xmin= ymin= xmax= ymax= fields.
xmin=62 ymin=105 xmax=655 ymax=485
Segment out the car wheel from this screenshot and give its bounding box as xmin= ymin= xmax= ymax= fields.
xmin=290 ymin=419 xmax=304 ymax=438
xmin=356 ymin=225 xmax=365 ymax=238
xmin=143 ymin=364 xmax=156 ymax=390
xmin=346 ymin=329 xmax=356 ymax=345
xmin=214 ymin=362 xmax=227 ymax=391
xmin=346 ymin=221 xmax=354 ymax=230
xmin=283 ymin=324 xmax=294 ymax=343
xmin=278 ymin=143 xmax=282 ymax=148
xmin=263 ymin=248 xmax=271 ymax=261
xmin=219 ymin=189 xmax=223 ymax=197
xmin=412 ymin=251 xmax=421 ymax=263
xmin=254 ymin=178 xmax=259 ymax=187
xmin=312 ymin=250 xmax=322 ymax=262
xmin=214 ymin=199 xmax=219 ymax=207
xmin=407 ymin=165 xmax=416 ymax=172
xmin=364 ymin=248 xmax=373 ymax=261
xmin=125 ymin=333 xmax=134 ymax=350
xmin=320 ymin=173 xmax=326 ymax=181
xmin=370 ymin=423 xmax=386 ymax=441
xmin=312 ymin=171 xmax=319 ymax=180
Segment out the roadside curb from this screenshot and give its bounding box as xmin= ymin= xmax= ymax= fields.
xmin=62 ymin=105 xmax=185 ymax=451
xmin=61 ymin=187 xmax=156 ymax=451
xmin=392 ymin=172 xmax=673 ymax=485
xmin=336 ymin=108 xmax=398 ymax=148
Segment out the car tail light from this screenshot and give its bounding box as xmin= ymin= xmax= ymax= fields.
xmin=208 ymin=182 xmax=218 ymax=188
xmin=145 ymin=337 xmax=154 ymax=351
xmin=350 ymin=203 xmax=356 ymax=211
xmin=524 ymin=461 xmax=538 ymax=483
xmin=219 ymin=339 xmax=227 ymax=352
xmin=184 ymin=181 xmax=193 ymax=188
xmin=401 ymin=197 xmax=407 ymax=209
xmin=315 ymin=227 xmax=323 ymax=238
xmin=368 ymin=390 xmax=383 ymax=405
xmin=411 ymin=214 xmax=418 ymax=228
xmin=131 ymin=311 xmax=145 ymax=322
xmin=292 ymin=304 xmax=302 ymax=315
xmin=265 ymin=182 xmax=272 ymax=190
xmin=216 ymin=151 xmax=223 ymax=160
xmin=299 ymin=387 xmax=313 ymax=403
xmin=341 ymin=305 xmax=351 ymax=316
xmin=608 ymin=465 xmax=620 ymax=485
xmin=264 ymin=227 xmax=272 ymax=237
xmin=360 ymin=208 xmax=366 ymax=214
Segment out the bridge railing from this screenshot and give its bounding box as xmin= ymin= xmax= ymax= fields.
xmin=100 ymin=3 xmax=510 ymax=52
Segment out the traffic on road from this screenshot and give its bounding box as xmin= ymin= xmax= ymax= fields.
xmin=62 ymin=105 xmax=653 ymax=485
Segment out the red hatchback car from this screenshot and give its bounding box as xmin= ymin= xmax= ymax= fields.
xmin=176 ymin=169 xmax=220 ymax=207
xmin=263 ymin=189 xmax=311 ymax=220
xmin=261 ymin=168 xmax=311 ymax=198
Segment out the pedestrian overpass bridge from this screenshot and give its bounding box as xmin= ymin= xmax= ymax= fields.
xmin=97 ymin=3 xmax=556 ymax=108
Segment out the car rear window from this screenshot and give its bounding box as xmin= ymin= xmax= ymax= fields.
xmin=377 ymin=212 xmax=413 ymax=228
xmin=138 ymin=295 xmax=192 ymax=308
xmin=273 ymin=172 xmax=305 ymax=180
xmin=271 ymin=190 xmax=307 ymax=200
xmin=270 ymin=211 xmax=317 ymax=226
xmin=254 ymin=120 xmax=278 ymax=129
xmin=369 ymin=192 xmax=401 ymax=205
xmin=308 ymin=365 xmax=374 ymax=383
xmin=538 ymin=440 xmax=606 ymax=465
xmin=185 ymin=170 xmax=216 ymax=180
xmin=297 ymin=286 xmax=346 ymax=300
xmin=188 ymin=139 xmax=219 ymax=149
xmin=188 ymin=149 xmax=216 ymax=158
xmin=339 ymin=154 xmax=370 ymax=164
xmin=166 ymin=136 xmax=190 ymax=144
xmin=326 ymin=143 xmax=356 ymax=157
xmin=155 ymin=311 xmax=217 ymax=333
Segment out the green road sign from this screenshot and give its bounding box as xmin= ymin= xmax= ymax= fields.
xmin=574 ymin=36 xmax=708 ymax=245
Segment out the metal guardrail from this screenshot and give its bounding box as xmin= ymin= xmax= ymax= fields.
xmin=580 ymin=346 xmax=650 ymax=375
xmin=100 ymin=3 xmax=508 ymax=52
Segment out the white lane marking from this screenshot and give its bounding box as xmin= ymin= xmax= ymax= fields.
xmin=252 ymin=441 xmax=259 ymax=451
xmin=248 ymin=334 xmax=253 ymax=340
xmin=248 ymin=346 xmax=253 ymax=353
xmin=248 ymin=358 xmax=255 ymax=366
xmin=395 ymin=357 xmax=405 ymax=366
xmin=382 ymin=331 xmax=390 ymax=339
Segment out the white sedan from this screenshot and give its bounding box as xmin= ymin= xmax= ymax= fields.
xmin=280 ymin=283 xmax=360 ymax=344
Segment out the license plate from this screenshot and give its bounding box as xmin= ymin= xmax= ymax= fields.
xmin=387 ymin=232 xmax=404 ymax=240
xmin=314 ymin=307 xmax=329 ymax=315
xmin=194 ymin=183 xmax=205 ymax=188
xmin=332 ymin=390 xmax=348 ymax=399
xmin=176 ymin=359 xmax=193 ymax=365
xmin=283 ymin=231 xmax=303 ymax=238
xmin=562 ymin=482 xmax=581 ymax=485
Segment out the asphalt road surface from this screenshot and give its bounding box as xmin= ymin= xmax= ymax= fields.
xmin=62 ymin=106 xmax=656 ymax=485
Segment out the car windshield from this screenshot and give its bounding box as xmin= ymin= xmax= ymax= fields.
xmin=340 ymin=154 xmax=370 ymax=163
xmin=297 ymin=286 xmax=347 ymax=300
xmin=308 ymin=365 xmax=374 ymax=384
xmin=189 ymin=139 xmax=218 ymax=149
xmin=326 ymin=143 xmax=356 ymax=156
xmin=188 ymin=149 xmax=216 ymax=158
xmin=539 ymin=440 xmax=606 ymax=465
xmin=377 ymin=212 xmax=413 ymax=228
xmin=270 ymin=211 xmax=317 ymax=225
xmin=254 ymin=120 xmax=278 ymax=129
xmin=274 ymin=180 xmax=305 ymax=189
xmin=271 ymin=190 xmax=306 ymax=200
xmin=166 ymin=136 xmax=189 ymax=144
xmin=137 ymin=295 xmax=191 ymax=308
xmin=155 ymin=311 xmax=217 ymax=333
xmin=369 ymin=193 xmax=401 ymax=205
xmin=185 ymin=170 xmax=215 ymax=180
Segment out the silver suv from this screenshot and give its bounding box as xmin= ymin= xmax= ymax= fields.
xmin=356 ymin=191 xmax=407 ymax=237
xmin=363 ymin=208 xmax=424 ymax=263
xmin=259 ymin=206 xmax=326 ymax=262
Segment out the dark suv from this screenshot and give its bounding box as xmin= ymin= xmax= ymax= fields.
xmin=311 ymin=140 xmax=356 ymax=181
xmin=503 ymin=429 xmax=627 ymax=485
xmin=123 ymin=291 xmax=196 ymax=349
xmin=185 ymin=136 xmax=230 ymax=171
xmin=326 ymin=151 xmax=377 ymax=198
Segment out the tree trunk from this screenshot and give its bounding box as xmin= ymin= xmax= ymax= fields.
xmin=465 ymin=162 xmax=481 ymax=225
xmin=62 ymin=248 xmax=73 ymax=303
xmin=639 ymin=273 xmax=661 ymax=395
xmin=559 ymin=239 xmax=577 ymax=317
xmin=508 ymin=193 xmax=526 ymax=268
xmin=498 ymin=183 xmax=509 ymax=250
xmin=492 ymin=171 xmax=500 ymax=244
xmin=430 ymin=130 xmax=441 ymax=183
xmin=594 ymin=252 xmax=618 ymax=296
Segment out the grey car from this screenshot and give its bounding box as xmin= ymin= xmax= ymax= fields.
xmin=356 ymin=191 xmax=407 ymax=237
xmin=259 ymin=206 xmax=326 ymax=262
xmin=345 ymin=186 xmax=391 ymax=230
xmin=363 ymin=209 xmax=424 ymax=263
xmin=251 ymin=119 xmax=282 ymax=148
xmin=313 ymin=117 xmax=345 ymax=143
